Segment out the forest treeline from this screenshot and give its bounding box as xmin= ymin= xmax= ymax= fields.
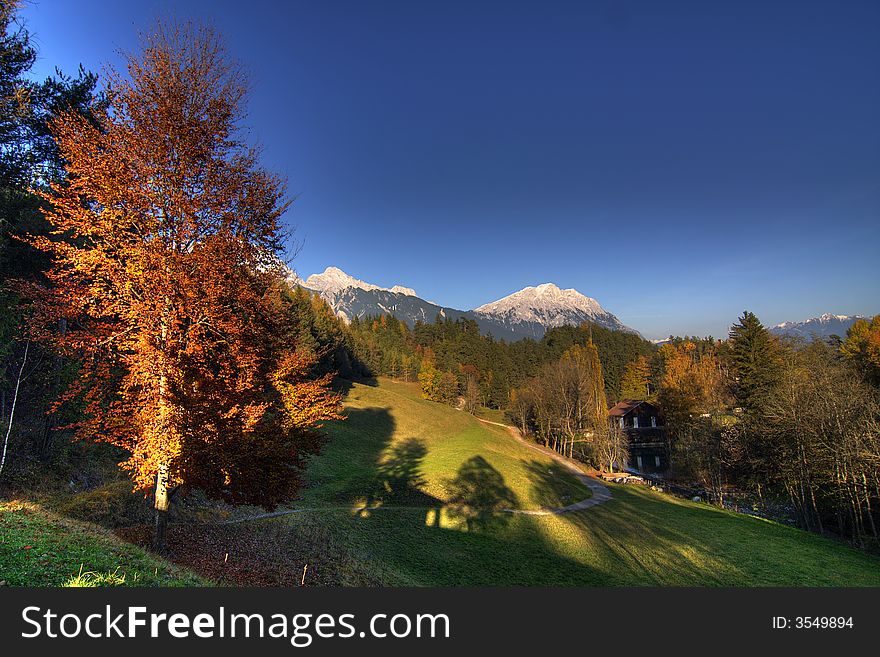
xmin=653 ymin=314 xmax=880 ymax=547
xmin=345 ymin=311 xmax=655 ymax=406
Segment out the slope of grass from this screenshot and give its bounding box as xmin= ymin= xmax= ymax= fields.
xmin=16 ymin=377 xmax=877 ymax=587
xmin=303 ymin=378 xmax=590 ymax=510
xmin=473 ymin=406 xmax=508 ymax=424
xmin=268 ymin=378 xmax=880 ymax=586
xmin=277 ymin=488 xmax=880 ymax=586
xmin=0 ymin=500 xmax=208 ymax=586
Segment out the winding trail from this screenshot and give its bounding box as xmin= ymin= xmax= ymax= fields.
xmin=220 ymin=416 xmax=611 ymax=525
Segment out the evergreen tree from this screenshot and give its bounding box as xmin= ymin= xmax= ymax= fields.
xmin=728 ymin=311 xmax=781 ymax=414
xmin=1 ymin=2 xmax=102 ymax=467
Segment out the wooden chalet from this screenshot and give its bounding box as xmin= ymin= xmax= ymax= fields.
xmin=607 ymin=399 xmax=668 ymax=473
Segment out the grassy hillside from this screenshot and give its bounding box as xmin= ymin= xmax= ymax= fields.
xmin=254 ymin=377 xmax=880 ymax=586
xmin=473 ymin=406 xmax=508 ymax=424
xmin=303 ymin=378 xmax=590 ymax=510
xmin=0 ymin=500 xmax=207 ymax=587
xmin=10 ymin=377 xmax=878 ymax=587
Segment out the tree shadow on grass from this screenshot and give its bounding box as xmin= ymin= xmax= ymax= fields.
xmin=305 ymin=407 xmax=400 ymax=504
xmin=360 ymin=437 xmax=442 ymax=510
xmin=444 ymin=456 xmax=519 ymax=532
xmin=522 ymin=460 xmax=589 ymax=509
xmin=377 ymin=439 xmax=428 ymax=492
xmin=332 ymin=376 xmax=378 ymax=398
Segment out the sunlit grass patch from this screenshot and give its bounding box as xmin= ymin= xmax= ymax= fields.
xmin=0 ymin=500 xmax=207 ymax=587
xmin=64 ymin=565 xmax=132 ymax=587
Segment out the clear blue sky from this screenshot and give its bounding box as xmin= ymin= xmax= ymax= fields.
xmin=19 ymin=0 xmax=880 ymax=339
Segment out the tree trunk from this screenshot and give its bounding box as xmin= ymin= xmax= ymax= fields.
xmin=0 ymin=341 xmax=29 ymax=480
xmin=153 ymin=464 xmax=170 ymax=553
xmin=862 ymin=473 xmax=877 ymax=539
xmin=40 ymin=320 xmax=67 ymax=461
xmin=153 ymin=305 xmax=173 ymax=553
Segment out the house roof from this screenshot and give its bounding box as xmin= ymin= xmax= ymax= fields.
xmin=608 ymin=399 xmax=652 ymax=417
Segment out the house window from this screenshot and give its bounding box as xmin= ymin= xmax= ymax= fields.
xmin=632 ymin=416 xmax=639 ymax=429
xmin=637 ymin=455 xmax=643 ymax=470
xmin=655 ymin=456 xmax=661 ymax=467
xmin=651 ymin=416 xmax=657 ymax=427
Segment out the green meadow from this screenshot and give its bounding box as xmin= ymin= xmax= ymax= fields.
xmin=3 ymin=377 xmax=879 ymax=587
xmin=268 ymin=378 xmax=880 ymax=586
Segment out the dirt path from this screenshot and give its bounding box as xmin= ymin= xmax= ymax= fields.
xmin=220 ymin=417 xmax=611 ymax=525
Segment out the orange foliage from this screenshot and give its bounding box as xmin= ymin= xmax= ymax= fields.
xmin=22 ymin=22 xmax=341 ymax=509
xmin=841 ymin=315 xmax=880 ymax=384
xmin=657 ymin=342 xmax=726 ymax=421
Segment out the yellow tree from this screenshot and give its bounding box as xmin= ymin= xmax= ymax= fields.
xmin=841 ymin=315 xmax=880 ymax=385
xmin=418 ymin=347 xmax=439 ymax=400
xmin=619 ymin=355 xmax=652 ymax=400
xmin=657 ymin=342 xmax=724 ymax=422
xmin=24 ymin=23 xmax=340 ymax=551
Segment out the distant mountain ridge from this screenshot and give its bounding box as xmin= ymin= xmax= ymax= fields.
xmin=303 ymin=266 xmax=418 ymax=298
xmin=287 ymin=266 xmax=638 ymax=340
xmin=473 ymin=282 xmax=634 ymax=338
xmin=770 ymin=313 xmax=865 ymax=340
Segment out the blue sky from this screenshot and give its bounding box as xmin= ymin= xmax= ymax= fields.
xmin=19 ymin=0 xmax=880 ymax=339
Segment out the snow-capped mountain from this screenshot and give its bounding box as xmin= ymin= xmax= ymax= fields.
xmin=316 ymin=285 xmax=472 ymax=326
xmin=289 ymin=266 xmax=639 ymax=340
xmin=288 ymin=266 xmax=469 ymax=326
xmin=473 ymin=283 xmax=635 ymax=338
xmin=304 ymin=266 xmax=417 ymax=298
xmin=770 ymin=313 xmax=864 ymax=341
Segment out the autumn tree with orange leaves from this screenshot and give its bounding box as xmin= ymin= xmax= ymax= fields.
xmin=24 ymin=23 xmax=341 ymax=551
